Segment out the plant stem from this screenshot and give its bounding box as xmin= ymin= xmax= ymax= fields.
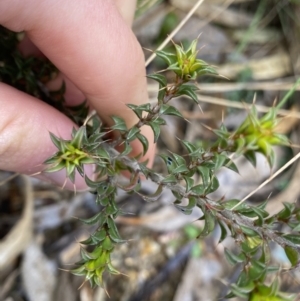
xmin=277 ymin=77 xmax=300 ymax=109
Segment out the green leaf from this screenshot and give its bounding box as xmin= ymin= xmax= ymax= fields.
xmin=155 ymin=117 xmax=167 ymax=125
xmin=78 ymin=211 xmax=106 ymax=226
xmin=191 ymin=184 xmax=205 ymax=195
xmin=161 ymin=174 xmax=177 ymax=184
xmin=253 ymin=207 xmax=266 ymax=226
xmin=223 ymin=199 xmax=247 ymax=211
xmin=282 ymin=234 xmax=300 ymax=245
xmin=199 ymin=211 xmax=215 ymax=237
xmin=155 ymin=50 xmax=177 ymax=66
xmin=248 ymin=260 xmax=266 ymax=281
xmin=101 ymin=236 xmax=114 ymax=251
xmin=120 ymin=142 xmax=133 ymax=156
xmin=240 ymin=225 xmax=260 ymax=237
xmin=137 ymin=185 xmax=163 ymax=202
xmin=197 ymin=166 xmax=210 ymax=187
xmin=228 ymin=286 xmax=249 ymax=299
xmin=159 ymin=104 xmax=183 ymax=118
xmin=244 ymin=150 xmax=257 ymax=167
xmin=92 ymin=229 xmax=107 ymax=243
xmin=172 ymin=153 xmax=186 ymax=166
xmin=172 ymin=164 xmax=189 ymax=174
xmin=66 ymin=163 xmax=76 ymax=182
xmin=267 ymin=148 xmax=275 ymax=167
xmin=196 ymin=66 xmax=218 ymax=76
xmin=45 ymin=161 xmax=66 ymax=173
xmin=291 ymin=223 xmax=300 ymax=232
xmin=71 ymin=266 xmax=86 ymax=277
xmin=231 ymin=282 xmax=255 ymax=294
xmin=107 ymin=218 xmax=126 ymax=243
xmin=76 ymin=164 xmax=85 ymax=177
xmin=224 ymin=159 xmax=239 ymax=173
xmin=148 ymin=121 xmax=161 ymax=142
xmin=160 ymin=154 xmax=178 ymax=172
xmin=218 ymin=221 xmax=229 ymax=243
xmin=136 ymin=133 xmax=149 ymax=155
xmin=80 ymin=157 xmax=95 ymax=164
xmin=90 ymin=114 xmax=102 ymax=132
xmin=284 ymin=246 xmax=299 ymax=267
xmin=167 ymin=63 xmax=181 ymax=75
xmin=97 ymin=182 xmax=115 ymax=197
xmin=181 ymin=139 xmax=198 ymax=154
xmin=49 ymin=132 xmax=63 ymax=150
xmin=257 ymin=138 xmax=272 ymax=156
xmin=175 ymin=196 xmax=196 ymax=215
xmin=147 ymin=73 xmax=167 ymax=86
xmin=127 ymin=104 xmax=143 ymax=119
xmin=256 ymin=283 xmax=274 ymax=297
xmin=213 ymin=154 xmax=228 ymax=170
xmin=224 ymin=248 xmax=245 ymax=265
xmin=213 ymin=124 xmax=229 ymax=139
xmin=259 ymin=243 xmax=271 ymax=265
xmin=224 ymin=291 xmax=236 ymax=299
xmin=111 ymin=116 xmax=127 ymax=131
xmin=97 ymin=147 xmax=110 ymax=161
xmin=97 ymin=196 xmax=110 ymax=206
xmin=235 ymin=137 xmax=246 ymax=154
xmin=79 ymin=237 xmax=94 ymax=245
xmin=269 ymin=133 xmax=289 ymax=146
xmin=137 ymin=103 xmax=152 ymax=112
xmin=85 ymin=176 xmax=101 ymax=189
xmin=138 ymin=161 xmax=150 ymax=178
xmin=147 ymin=74 xmax=167 ymax=102
xmin=241 ymin=241 xmax=260 ymax=255
xmin=278 ymin=202 xmax=295 ymax=220
xmin=72 ymin=126 xmax=87 ymax=148
xmin=259 ymin=107 xmax=277 ymax=123
xmin=206 ymin=176 xmax=219 ymax=194
xmin=43 ymin=154 xmax=60 ymax=165
xmin=270 ymin=277 xmax=280 ymax=296
xmin=183 ymin=176 xmax=194 ymax=192
xmin=176 ymin=83 xmax=198 ymax=103
xmin=172 ymin=190 xmax=183 ymax=201
xmin=236 ymin=270 xmax=250 ymax=287
xmin=127 ymin=126 xmax=140 ymax=141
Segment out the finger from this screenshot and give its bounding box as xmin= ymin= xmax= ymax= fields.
xmin=0 ymin=0 xmax=155 ymax=164
xmin=114 ymin=0 xmax=137 ymax=25
xmin=18 ymin=0 xmax=137 ymax=106
xmin=18 ymin=35 xmax=86 ymax=106
xmin=0 ymin=83 xmax=88 ymax=190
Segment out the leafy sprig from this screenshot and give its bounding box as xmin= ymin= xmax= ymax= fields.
xmin=43 ymin=37 xmax=299 ymax=300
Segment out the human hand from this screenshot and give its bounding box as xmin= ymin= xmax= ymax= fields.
xmin=0 ymin=0 xmax=155 ymax=189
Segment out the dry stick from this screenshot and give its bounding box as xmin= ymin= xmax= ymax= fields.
xmin=145 ymin=0 xmax=236 ymax=67
xmin=145 ymin=0 xmax=205 ymax=67
xmin=232 ymin=152 xmax=300 ymax=210
xmin=196 ymin=94 xmax=300 ymax=119
xmin=147 ymin=81 xmax=300 ymax=93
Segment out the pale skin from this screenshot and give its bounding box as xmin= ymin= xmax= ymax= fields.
xmin=0 ymin=0 xmax=155 ymax=189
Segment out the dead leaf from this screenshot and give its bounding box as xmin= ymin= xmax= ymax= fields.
xmin=21 ymin=236 xmax=57 ymax=301
xmin=0 ymin=176 xmax=33 ymax=270
xmin=217 ymin=50 xmax=292 ymax=80
xmin=171 ymin=0 xmax=253 ymax=28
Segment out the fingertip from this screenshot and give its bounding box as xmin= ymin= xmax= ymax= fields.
xmin=0 ymin=83 xmax=82 ymax=188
